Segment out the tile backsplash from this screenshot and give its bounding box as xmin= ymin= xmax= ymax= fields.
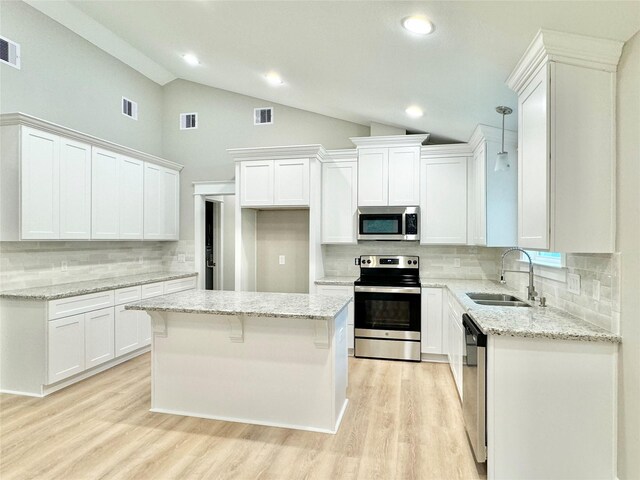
xmin=0 ymin=241 xmax=195 ymax=291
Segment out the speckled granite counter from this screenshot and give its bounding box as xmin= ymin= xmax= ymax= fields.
xmin=126 ymin=289 xmax=351 ymax=320
xmin=0 ymin=271 xmax=198 ymax=300
xmin=422 ymin=278 xmax=620 ymax=343
xmin=315 ymin=276 xmax=357 ymax=286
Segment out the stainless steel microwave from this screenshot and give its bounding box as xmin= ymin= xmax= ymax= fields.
xmin=357 ymin=206 xmax=419 ymax=241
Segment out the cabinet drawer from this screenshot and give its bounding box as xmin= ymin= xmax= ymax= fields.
xmin=164 ymin=277 xmax=196 ymax=294
xmin=48 ymin=290 xmax=114 ymax=321
xmin=114 ymin=285 xmax=142 ymax=305
xmin=141 ymin=282 xmax=164 ymax=299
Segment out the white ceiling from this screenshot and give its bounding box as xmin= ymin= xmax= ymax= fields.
xmin=31 ymin=1 xmax=640 ymax=143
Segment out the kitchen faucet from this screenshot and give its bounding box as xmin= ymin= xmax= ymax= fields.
xmin=499 ymin=247 xmax=538 ymax=301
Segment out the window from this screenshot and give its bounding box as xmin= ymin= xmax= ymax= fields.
xmin=523 ymin=250 xmax=565 ymax=268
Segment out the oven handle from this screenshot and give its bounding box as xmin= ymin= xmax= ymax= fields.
xmin=354 ymin=286 xmax=421 ymax=294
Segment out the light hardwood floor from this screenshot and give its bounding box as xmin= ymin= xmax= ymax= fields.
xmin=0 ymin=354 xmax=486 ymax=480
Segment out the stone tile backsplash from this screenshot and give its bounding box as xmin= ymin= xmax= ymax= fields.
xmin=0 ymin=241 xmax=195 ymax=291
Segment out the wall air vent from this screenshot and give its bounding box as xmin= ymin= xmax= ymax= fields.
xmin=0 ymin=35 xmax=20 ymax=69
xmin=180 ymin=112 xmax=198 ymax=130
xmin=122 ymin=97 xmax=138 ymax=120
xmin=254 ymin=107 xmax=273 ymax=125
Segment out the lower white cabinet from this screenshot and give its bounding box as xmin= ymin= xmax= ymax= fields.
xmin=48 ymin=314 xmax=85 ymax=384
xmin=85 ymin=307 xmax=115 ymax=369
xmin=115 ymin=305 xmax=144 ymax=356
xmin=316 ymin=285 xmax=354 ymax=350
xmin=446 ymin=291 xmax=464 ymax=401
xmin=421 ymin=288 xmax=444 ymax=355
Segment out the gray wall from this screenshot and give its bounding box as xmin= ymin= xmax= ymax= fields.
xmin=616 ymin=29 xmax=640 ymax=480
xmin=161 ymin=79 xmax=369 ymax=241
xmin=0 ymin=1 xmax=164 ymax=156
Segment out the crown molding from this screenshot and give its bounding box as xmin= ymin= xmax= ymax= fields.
xmin=349 ymin=134 xmax=430 ymax=148
xmin=468 ymin=124 xmax=518 ymax=151
xmin=1 ymin=112 xmax=183 ymax=170
xmin=506 ymin=29 xmax=624 ymax=94
xmin=228 ymin=144 xmax=328 ymax=162
xmin=24 ymin=0 xmax=176 ymax=85
xmin=323 ymin=148 xmax=357 ymax=163
xmin=420 ymin=143 xmax=472 ymax=158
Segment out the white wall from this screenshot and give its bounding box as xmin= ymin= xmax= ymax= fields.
xmin=0 ymin=1 xmax=164 ymax=156
xmin=616 ymin=29 xmax=640 ymax=480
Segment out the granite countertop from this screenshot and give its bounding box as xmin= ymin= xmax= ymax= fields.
xmin=315 ymin=276 xmax=357 ymax=286
xmin=425 ymin=278 xmax=620 ymax=343
xmin=0 ymin=271 xmax=198 ymax=300
xmin=125 ymin=290 xmax=351 ymax=320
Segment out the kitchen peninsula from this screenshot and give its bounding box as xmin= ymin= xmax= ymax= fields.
xmin=126 ymin=290 xmax=351 ymax=433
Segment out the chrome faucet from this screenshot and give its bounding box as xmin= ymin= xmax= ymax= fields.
xmin=500 ymin=247 xmax=538 ymax=301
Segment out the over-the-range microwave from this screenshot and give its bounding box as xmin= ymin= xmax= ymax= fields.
xmin=357 ymin=206 xmax=419 ymax=241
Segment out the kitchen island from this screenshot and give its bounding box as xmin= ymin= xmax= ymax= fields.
xmin=125 ymin=290 xmax=351 ymax=433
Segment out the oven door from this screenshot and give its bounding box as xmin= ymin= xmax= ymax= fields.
xmin=354 ymin=286 xmax=421 ymax=340
xmin=357 ymin=213 xmax=405 ymax=240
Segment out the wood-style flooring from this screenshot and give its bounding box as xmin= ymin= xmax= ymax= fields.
xmin=0 ymin=354 xmax=486 ymax=480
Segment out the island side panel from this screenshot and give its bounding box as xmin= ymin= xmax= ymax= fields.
xmin=151 ymin=312 xmax=346 ymax=433
xmin=487 ymin=335 xmax=617 ymax=480
xmin=333 ymin=306 xmax=348 ymax=430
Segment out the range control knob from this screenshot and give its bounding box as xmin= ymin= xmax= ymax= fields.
xmin=367 ymin=259 xmax=372 ymax=264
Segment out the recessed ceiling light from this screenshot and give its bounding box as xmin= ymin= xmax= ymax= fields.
xmin=405 ymin=105 xmax=424 ymax=118
xmin=264 ymin=71 xmax=284 ymax=86
xmin=182 ymin=53 xmax=200 ymax=66
xmin=402 ymin=16 xmax=434 ymax=35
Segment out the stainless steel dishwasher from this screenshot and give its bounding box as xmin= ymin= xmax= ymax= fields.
xmin=462 ymin=313 xmax=487 ymax=463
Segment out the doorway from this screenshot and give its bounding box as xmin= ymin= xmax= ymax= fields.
xmin=205 ymin=200 xmax=216 ymax=290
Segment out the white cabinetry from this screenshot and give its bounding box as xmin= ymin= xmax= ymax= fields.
xmin=316 ymin=285 xmax=354 ymax=351
xmin=468 ymin=125 xmax=518 ymax=247
xmin=420 ymin=146 xmax=470 ymax=245
xmin=48 ymin=314 xmax=85 ymax=384
xmin=421 ymin=287 xmax=444 ymax=355
xmin=239 ymin=159 xmax=310 ymax=207
xmin=506 ymin=30 xmax=622 ymax=253
xmin=91 ymin=148 xmax=119 ymax=239
xmin=351 ymin=135 xmax=427 ymax=207
xmin=59 ymin=138 xmax=92 ymax=239
xmin=118 ymin=157 xmax=144 ymax=239
xmin=144 ymin=163 xmax=180 ymax=240
xmin=321 ymin=152 xmax=357 ymax=244
xmin=446 ymin=291 xmax=464 ymax=401
xmin=85 ymin=307 xmax=115 ymax=369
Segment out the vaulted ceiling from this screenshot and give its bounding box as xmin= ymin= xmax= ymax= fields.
xmin=27 ymin=1 xmax=640 ymax=143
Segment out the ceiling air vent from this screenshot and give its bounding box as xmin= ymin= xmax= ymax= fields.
xmin=254 ymin=107 xmax=273 ymax=125
xmin=0 ymin=35 xmax=20 ymax=69
xmin=180 ymin=112 xmax=198 ymax=130
xmin=122 ymin=97 xmax=138 ymax=120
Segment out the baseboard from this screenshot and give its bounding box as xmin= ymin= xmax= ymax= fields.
xmin=0 ymin=388 xmax=44 ymax=398
xmin=421 ymin=353 xmax=449 ymax=363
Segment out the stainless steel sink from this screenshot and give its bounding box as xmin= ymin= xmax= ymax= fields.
xmin=466 ymin=292 xmax=531 ymax=308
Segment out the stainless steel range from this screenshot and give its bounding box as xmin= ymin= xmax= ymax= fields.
xmin=353 ymin=255 xmax=421 ymax=362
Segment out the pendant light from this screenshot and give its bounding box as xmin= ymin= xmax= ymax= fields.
xmin=495 ymin=106 xmax=513 ymax=171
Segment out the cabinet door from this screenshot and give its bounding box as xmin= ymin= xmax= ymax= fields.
xmin=162 ymin=167 xmax=180 ymax=240
xmin=453 ymin=316 xmax=464 ymax=401
xmin=144 ymin=162 xmax=163 ymax=239
xmin=115 ymin=304 xmax=141 ymax=356
xmin=274 ymin=159 xmax=309 ymax=206
xmin=138 ymin=311 xmax=152 ymax=347
xmin=21 ymin=127 xmax=60 ymax=239
xmin=420 ymin=157 xmax=468 ymax=244
xmin=91 ymin=148 xmax=119 ymax=239
xmin=421 ymin=288 xmax=443 ymax=355
xmin=357 ymin=148 xmax=388 ymax=206
xmin=322 ymin=161 xmax=357 ymax=244
xmin=388 ymin=146 xmax=420 ymax=206
xmin=240 ymin=161 xmax=274 ymax=206
xmin=48 ymin=314 xmax=85 ymax=384
xmin=473 ymin=143 xmax=487 ymax=246
xmin=518 ymin=64 xmax=549 ymax=249
xmin=59 ymin=138 xmax=91 ymax=239
xmin=85 ymin=307 xmax=115 ymax=368
xmin=118 ymin=156 xmax=144 ymax=240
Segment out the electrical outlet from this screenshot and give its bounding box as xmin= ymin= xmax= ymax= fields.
xmin=177 ymin=254 xmax=186 ymax=263
xmin=592 ymin=279 xmax=601 ymax=301
xmin=138 ymin=256 xmax=143 ymax=265
xmin=454 ymin=258 xmax=461 ymax=268
xmin=279 ymin=255 xmax=285 ymax=265
xmin=61 ymin=261 xmax=67 ymax=272
xmin=567 ymin=273 xmax=581 ymax=295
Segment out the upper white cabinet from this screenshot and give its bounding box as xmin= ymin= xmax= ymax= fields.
xmin=144 ymin=163 xmax=180 ymax=240
xmin=238 ymin=158 xmax=310 ymax=208
xmin=0 ymin=114 xmax=183 ymax=242
xmin=506 ymin=29 xmax=623 ymax=253
xmin=467 ymin=125 xmax=518 ymax=247
xmin=351 ymin=135 xmax=427 ymax=207
xmin=321 ymin=151 xmax=357 ymax=244
xmin=420 ymin=145 xmax=471 ymax=245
